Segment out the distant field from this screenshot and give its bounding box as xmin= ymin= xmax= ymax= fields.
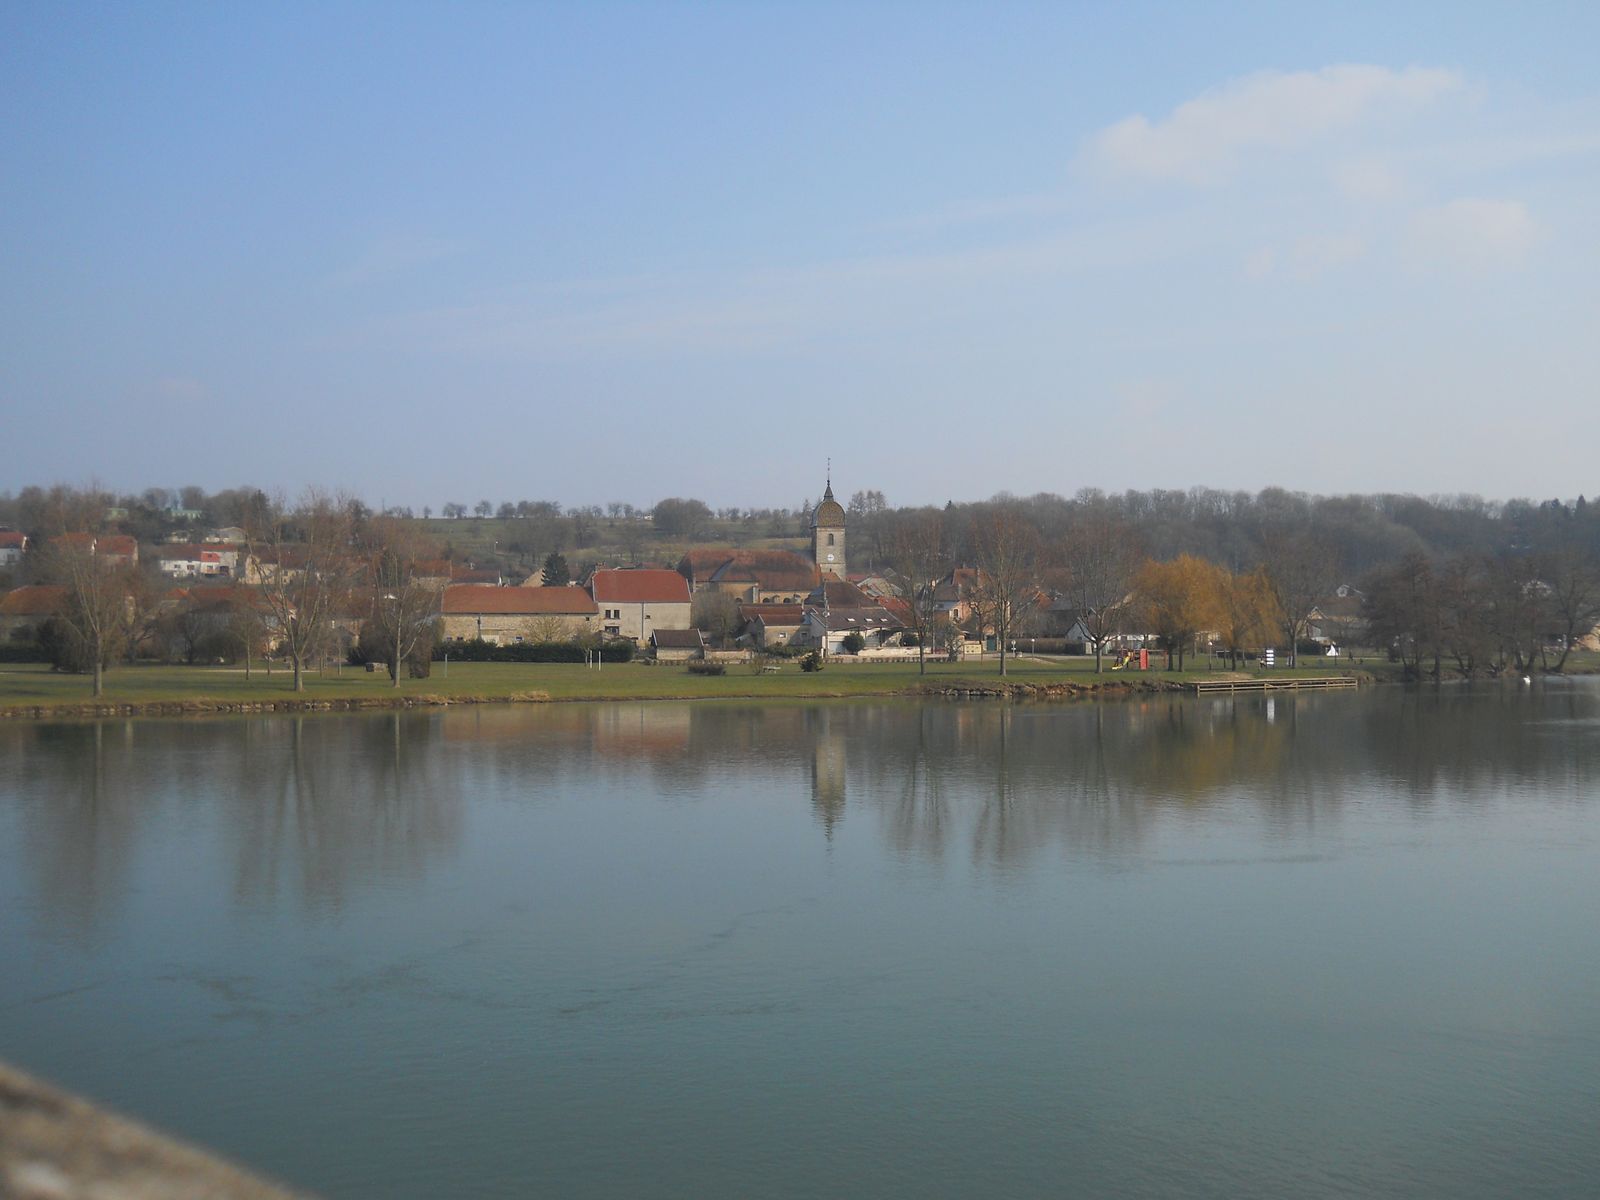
xmin=414 ymin=516 xmax=805 ymax=571
xmin=0 ymin=653 xmax=1442 ymax=715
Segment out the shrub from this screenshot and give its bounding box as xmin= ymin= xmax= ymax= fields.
xmin=686 ymin=659 xmax=725 ymax=675
xmin=840 ymin=632 xmax=866 ymax=654
xmin=800 ymin=651 xmax=823 ymax=672
xmin=432 ymin=638 xmax=634 ymax=663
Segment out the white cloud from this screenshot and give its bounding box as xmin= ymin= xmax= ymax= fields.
xmin=1086 ymin=65 xmax=1462 ymax=184
xmin=1407 ymin=198 xmax=1538 ymax=270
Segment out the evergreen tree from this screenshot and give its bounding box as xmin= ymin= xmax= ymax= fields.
xmin=541 ymin=552 xmax=571 ymax=587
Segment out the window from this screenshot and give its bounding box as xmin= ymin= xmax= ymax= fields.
xmin=827 ymin=533 xmax=835 ymax=546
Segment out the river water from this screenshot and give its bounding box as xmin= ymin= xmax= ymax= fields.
xmin=2 ymin=683 xmax=1599 ymax=1198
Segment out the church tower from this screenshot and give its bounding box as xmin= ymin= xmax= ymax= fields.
xmin=811 ymin=472 xmax=846 ymax=580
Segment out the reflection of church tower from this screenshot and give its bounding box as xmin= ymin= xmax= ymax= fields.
xmin=809 ymin=711 xmax=847 ymax=838
xmin=812 ymin=471 xmax=846 ymax=580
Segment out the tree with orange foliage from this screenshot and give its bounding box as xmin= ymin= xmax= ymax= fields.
xmin=1213 ymin=566 xmax=1275 ymax=669
xmin=1134 ymin=554 xmax=1220 ymax=671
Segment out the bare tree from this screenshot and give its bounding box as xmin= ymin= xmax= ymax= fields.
xmin=1259 ymin=524 xmax=1339 ymax=667
xmin=691 ymin=590 xmax=741 ymax=649
xmin=40 ymin=538 xmax=131 ymax=696
xmin=972 ymin=506 xmax=1040 ymax=677
xmin=245 ymin=492 xmax=356 ymax=692
xmin=1541 ymin=540 xmax=1600 ymax=672
xmin=1059 ymin=512 xmax=1141 ymax=673
xmin=362 ymin=516 xmax=441 ymax=686
xmin=886 ymin=511 xmax=949 ymax=675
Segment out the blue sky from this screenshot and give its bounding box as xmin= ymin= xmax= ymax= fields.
xmin=4 ymin=2 xmax=1597 ymax=509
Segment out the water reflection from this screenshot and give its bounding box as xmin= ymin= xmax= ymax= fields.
xmin=2 ymin=682 xmax=1597 ymax=940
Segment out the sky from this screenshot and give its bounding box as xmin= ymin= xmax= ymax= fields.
xmin=3 ymin=1 xmax=1598 ymax=511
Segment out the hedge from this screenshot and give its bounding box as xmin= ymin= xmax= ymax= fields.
xmin=432 ymin=638 xmax=635 ymax=663
xmin=0 ymin=644 xmax=52 ymax=663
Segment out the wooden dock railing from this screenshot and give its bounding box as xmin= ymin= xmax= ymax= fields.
xmin=1192 ymin=676 xmax=1358 ymax=695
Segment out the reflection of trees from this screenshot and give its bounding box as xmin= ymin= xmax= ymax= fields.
xmin=9 ymin=721 xmax=145 ymax=942
xmin=1 ymin=712 xmax=467 ymax=937
xmin=3 ymin=683 xmax=1598 ymax=925
xmin=228 ymin=712 xmax=465 ymax=911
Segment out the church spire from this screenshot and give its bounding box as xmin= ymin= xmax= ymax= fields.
xmin=823 ymin=458 xmax=835 ymax=503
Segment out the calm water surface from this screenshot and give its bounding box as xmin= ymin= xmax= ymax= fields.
xmin=2 ymin=684 xmax=1599 ymax=1198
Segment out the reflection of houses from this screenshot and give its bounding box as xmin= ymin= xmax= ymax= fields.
xmin=0 ymin=585 xmax=66 ymax=640
xmin=590 ymin=569 xmax=692 ymax=644
xmin=440 ymin=584 xmax=597 ymax=644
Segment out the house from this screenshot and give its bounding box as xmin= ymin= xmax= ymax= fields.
xmin=650 ymin=628 xmax=706 ymax=662
xmin=50 ymin=533 xmax=139 ymax=566
xmin=440 ymin=584 xmax=597 ymax=644
xmin=0 ymin=531 xmax=27 ymax=567
xmin=0 ymin=585 xmax=67 ymax=640
xmin=847 ymin=572 xmax=902 ymax=601
xmin=738 ymin=603 xmax=806 ymax=649
xmin=675 ymin=549 xmax=819 ymax=604
xmin=1306 ymin=590 xmax=1366 ymax=647
xmin=589 ymin=568 xmax=692 ymax=644
xmin=797 ymin=575 xmax=904 ymax=654
xmin=206 ymin=527 xmax=247 ymax=544
xmin=154 ymin=543 xmax=238 ymax=578
xmin=801 ymin=605 xmax=904 ymax=655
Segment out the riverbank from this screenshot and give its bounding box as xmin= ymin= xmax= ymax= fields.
xmin=0 ymin=656 xmax=1424 ymax=719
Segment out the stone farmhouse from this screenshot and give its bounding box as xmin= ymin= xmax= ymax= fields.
xmin=591 ymin=568 xmax=692 ymax=643
xmin=440 ymin=584 xmax=598 ymax=644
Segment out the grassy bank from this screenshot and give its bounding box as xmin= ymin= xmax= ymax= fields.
xmin=0 ymin=654 xmax=1427 ymax=718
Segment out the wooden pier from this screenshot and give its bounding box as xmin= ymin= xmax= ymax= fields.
xmin=1192 ymin=676 xmax=1359 ymax=695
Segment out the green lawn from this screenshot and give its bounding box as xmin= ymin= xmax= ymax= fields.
xmin=0 ymin=653 xmax=1416 ymax=714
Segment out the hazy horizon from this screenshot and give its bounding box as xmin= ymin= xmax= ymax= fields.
xmin=5 ymin=3 xmax=1597 ymax=507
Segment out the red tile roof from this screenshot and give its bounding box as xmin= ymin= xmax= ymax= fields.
xmin=0 ymin=585 xmax=68 ymax=616
xmin=156 ymin=544 xmax=225 ymax=561
xmin=98 ymin=534 xmax=138 ymax=558
xmin=590 ymin=569 xmax=690 ymax=605
xmin=441 ymin=584 xmax=597 ymax=615
xmin=0 ymin=532 xmax=27 ymax=550
xmin=739 ymin=604 xmax=805 ymax=626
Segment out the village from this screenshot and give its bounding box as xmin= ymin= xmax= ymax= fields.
xmin=1 ymin=476 xmax=1597 ymax=703
xmin=0 ymin=477 xmax=1374 ymax=686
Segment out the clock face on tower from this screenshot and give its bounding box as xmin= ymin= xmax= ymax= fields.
xmin=826 ymin=553 xmax=835 ymax=562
